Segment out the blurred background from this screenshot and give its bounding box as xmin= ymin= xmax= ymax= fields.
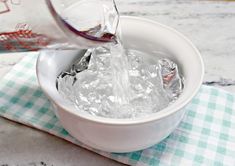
xmin=0 ymin=0 xmax=235 ymax=165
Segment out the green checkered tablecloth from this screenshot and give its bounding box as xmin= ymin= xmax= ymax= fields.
xmin=0 ymin=53 xmax=234 ymax=166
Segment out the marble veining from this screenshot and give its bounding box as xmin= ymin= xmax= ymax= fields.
xmin=0 ymin=0 xmax=235 ymax=165
xmin=0 ymin=162 xmax=52 ymax=166
xmin=203 ymin=78 xmax=235 ymax=86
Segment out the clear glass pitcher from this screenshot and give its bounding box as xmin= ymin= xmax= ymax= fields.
xmin=0 ymin=0 xmax=119 ymax=52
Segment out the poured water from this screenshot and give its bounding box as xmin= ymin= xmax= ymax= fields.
xmin=56 ymin=0 xmax=184 ymax=119
xmin=57 ymin=45 xmax=184 ymax=118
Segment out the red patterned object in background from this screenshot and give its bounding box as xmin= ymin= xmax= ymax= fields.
xmin=0 ymin=23 xmax=50 ymax=51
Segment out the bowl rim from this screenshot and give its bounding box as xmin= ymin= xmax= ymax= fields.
xmin=36 ymin=16 xmax=204 ymax=126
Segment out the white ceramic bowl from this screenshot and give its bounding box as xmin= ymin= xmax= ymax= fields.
xmin=36 ymin=16 xmax=204 ymax=153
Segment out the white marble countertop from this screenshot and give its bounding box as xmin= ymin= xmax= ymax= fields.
xmin=1 ymin=0 xmax=235 ymax=165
